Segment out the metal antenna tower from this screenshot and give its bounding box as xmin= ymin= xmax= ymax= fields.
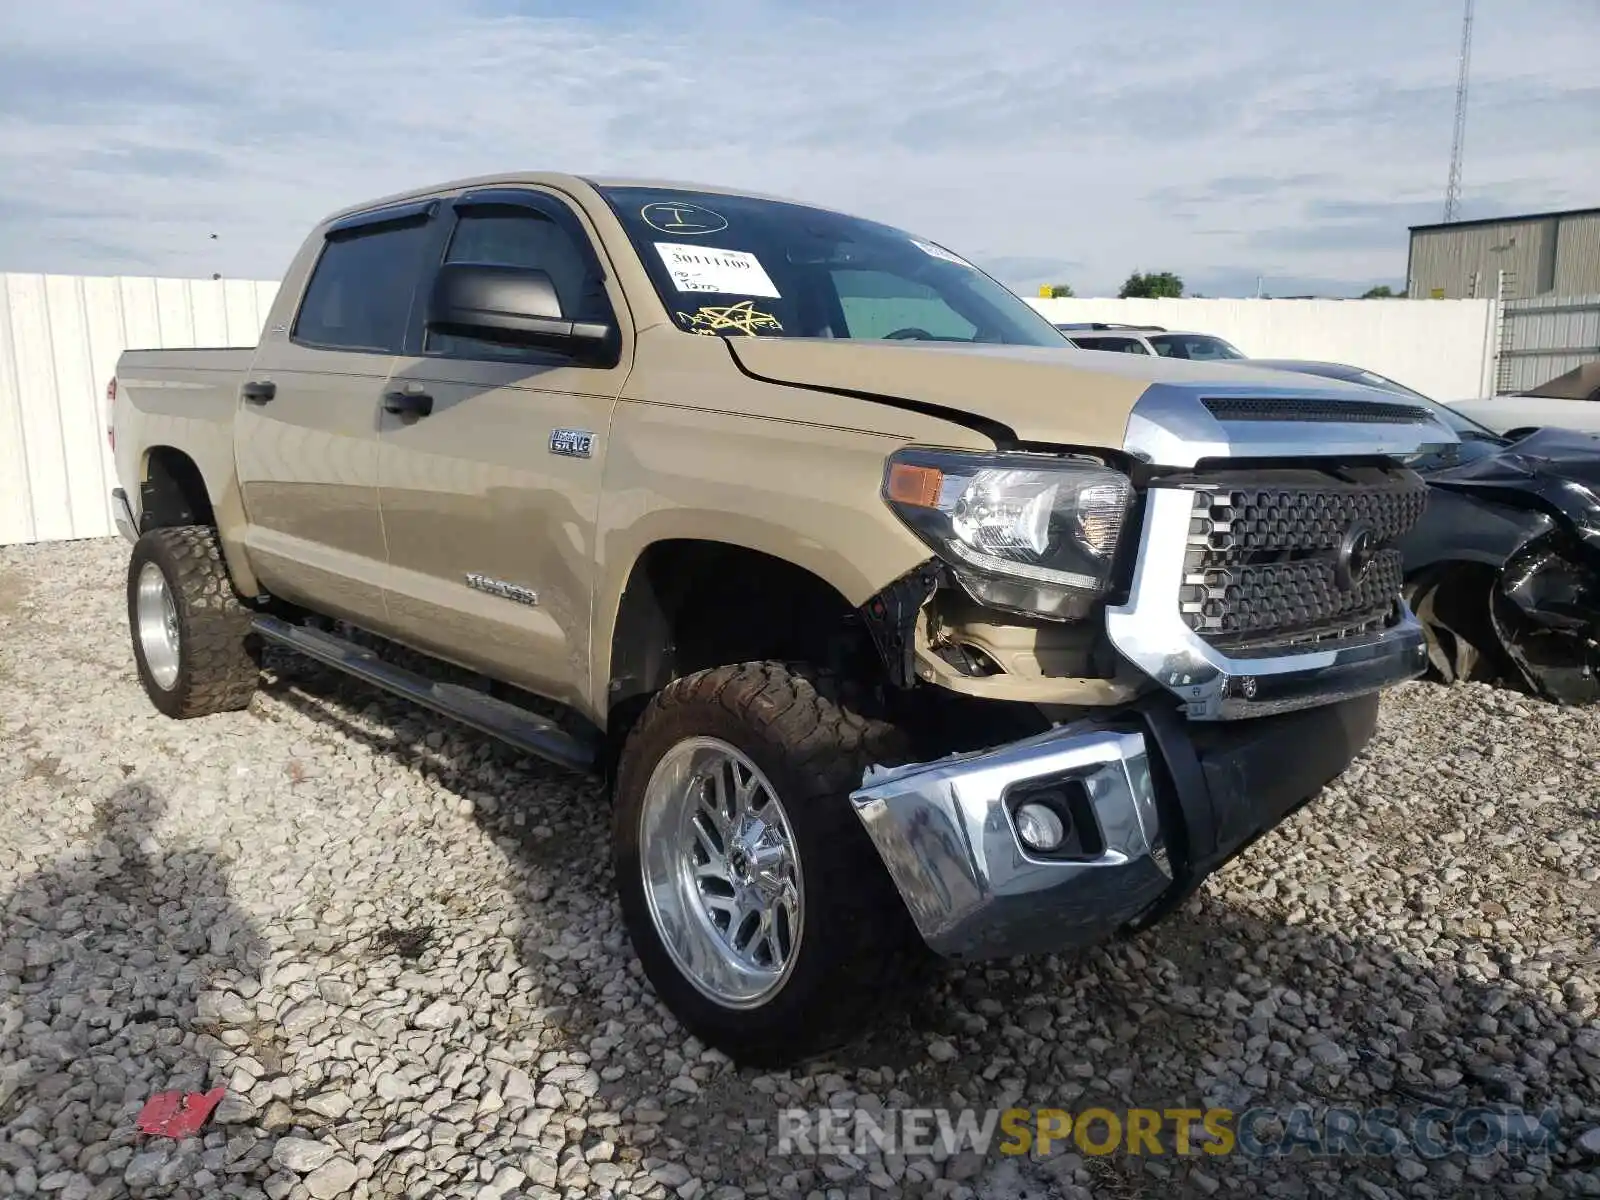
xmin=1443 ymin=0 xmax=1475 ymax=222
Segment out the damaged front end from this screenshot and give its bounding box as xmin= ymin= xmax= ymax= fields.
xmin=1403 ymin=426 xmax=1600 ymax=704
xmin=1493 ymin=536 xmax=1600 ymax=704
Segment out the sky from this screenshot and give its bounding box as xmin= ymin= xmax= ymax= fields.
xmin=0 ymin=0 xmax=1596 ymax=297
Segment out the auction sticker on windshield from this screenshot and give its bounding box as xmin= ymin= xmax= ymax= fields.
xmin=654 ymin=244 xmax=781 ymax=298
xmin=912 ymin=238 xmax=971 ymax=268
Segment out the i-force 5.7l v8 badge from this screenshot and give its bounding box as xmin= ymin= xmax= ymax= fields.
xmin=549 ymin=429 xmax=595 ymax=459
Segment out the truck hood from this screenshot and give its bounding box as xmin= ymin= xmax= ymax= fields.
xmin=727 ymin=337 xmax=1460 ymax=466
xmin=728 ymin=338 xmax=1155 ymax=447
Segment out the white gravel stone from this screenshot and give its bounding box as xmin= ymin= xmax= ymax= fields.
xmin=304 ymin=1090 xmax=353 ymax=1120
xmin=652 ymin=1162 xmax=693 ymax=1187
xmin=413 ymin=999 xmax=465 ymax=1030
xmin=123 ymin=1152 xmax=167 ymax=1189
xmin=272 ymin=1138 xmax=338 ymax=1173
xmin=214 ymin=1093 xmax=258 ymax=1123
xmin=303 ymin=1156 xmax=358 ymax=1199
xmin=1395 ymin=1158 xmax=1428 ymax=1182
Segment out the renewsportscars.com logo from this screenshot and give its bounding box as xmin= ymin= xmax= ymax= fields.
xmin=777 ymin=1105 xmax=1563 ymax=1160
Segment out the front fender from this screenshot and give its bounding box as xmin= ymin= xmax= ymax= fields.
xmin=590 ymin=399 xmax=950 ymax=720
xmin=1398 ymin=487 xmax=1555 ymax=574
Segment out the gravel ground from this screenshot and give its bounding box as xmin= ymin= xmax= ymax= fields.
xmin=1 ymin=537 xmax=1597 ymax=1200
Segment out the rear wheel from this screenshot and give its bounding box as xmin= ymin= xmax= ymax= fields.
xmin=613 ymin=662 xmax=923 ymax=1064
xmin=128 ymin=527 xmax=258 ymax=718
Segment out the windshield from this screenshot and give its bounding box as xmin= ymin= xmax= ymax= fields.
xmin=599 ymin=186 xmax=1067 ymax=346
xmin=1148 ymin=333 xmax=1244 ymax=360
xmin=1340 ymin=368 xmax=1505 ymax=443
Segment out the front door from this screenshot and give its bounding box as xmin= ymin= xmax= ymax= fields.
xmin=377 ymin=188 xmax=631 ymax=712
xmin=237 ymin=202 xmax=437 ymax=627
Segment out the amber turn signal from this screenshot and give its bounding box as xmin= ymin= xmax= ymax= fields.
xmin=886 ymin=462 xmax=943 ymax=508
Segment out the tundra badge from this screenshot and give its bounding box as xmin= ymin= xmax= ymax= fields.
xmin=465 ymin=574 xmax=539 ymax=607
xmin=549 ymin=429 xmax=595 ymax=459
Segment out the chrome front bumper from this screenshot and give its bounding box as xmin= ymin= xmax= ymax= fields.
xmin=1106 ymin=486 xmax=1429 ymax=719
xmin=112 ymin=488 xmax=138 ymax=543
xmin=851 ymin=724 xmax=1172 ymax=959
xmin=851 ymin=694 xmax=1381 ymax=961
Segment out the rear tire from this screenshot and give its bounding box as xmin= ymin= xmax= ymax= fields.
xmin=613 ymin=661 xmax=924 ymax=1065
xmin=128 ymin=527 xmax=258 ymax=719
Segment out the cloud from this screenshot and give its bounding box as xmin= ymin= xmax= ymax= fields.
xmin=1185 ymin=267 xmax=1404 ymax=300
xmin=75 ymin=144 xmax=229 ymax=179
xmin=975 ymin=256 xmax=1083 ymax=287
xmin=1247 ymin=181 xmax=1580 ymax=263
xmin=1148 ymin=174 xmax=1335 ymax=212
xmin=0 ymin=0 xmax=1595 ymax=296
xmin=0 ymin=48 xmax=226 ymax=123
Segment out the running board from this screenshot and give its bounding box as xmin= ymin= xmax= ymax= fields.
xmin=251 ymin=616 xmax=597 ymax=774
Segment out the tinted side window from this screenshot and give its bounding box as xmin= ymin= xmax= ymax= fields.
xmin=1150 ymin=334 xmax=1242 ymax=360
xmin=293 ymin=221 xmax=431 ymax=353
xmin=428 ymin=208 xmax=612 ymax=361
xmin=1073 ymin=337 xmax=1149 ymax=354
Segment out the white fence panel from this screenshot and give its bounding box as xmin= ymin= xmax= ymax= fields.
xmin=1029 ymin=297 xmax=1499 ymax=402
xmin=0 ymin=273 xmax=279 ymax=547
xmin=0 ymin=282 xmax=36 ymax=545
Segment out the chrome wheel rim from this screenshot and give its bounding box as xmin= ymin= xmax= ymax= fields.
xmin=639 ymin=737 xmax=804 ymax=1009
xmin=135 ymin=562 xmax=181 ymax=690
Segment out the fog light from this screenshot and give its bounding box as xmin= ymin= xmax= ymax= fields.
xmin=1014 ymin=802 xmax=1067 ymax=852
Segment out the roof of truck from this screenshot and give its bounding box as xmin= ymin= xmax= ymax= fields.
xmin=319 ymin=172 xmax=836 ymax=226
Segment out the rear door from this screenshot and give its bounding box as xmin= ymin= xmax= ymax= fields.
xmin=237 ymin=201 xmax=437 ymax=626
xmin=376 ymin=187 xmax=632 ymax=711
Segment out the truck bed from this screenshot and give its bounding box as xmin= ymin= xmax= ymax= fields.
xmin=113 ymin=347 xmax=257 ymax=532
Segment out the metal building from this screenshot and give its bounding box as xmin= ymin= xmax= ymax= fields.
xmin=1408 ymin=206 xmax=1600 ymax=300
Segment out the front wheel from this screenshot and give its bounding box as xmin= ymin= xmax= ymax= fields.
xmin=613 ymin=662 xmax=923 ymax=1064
xmin=127 ymin=527 xmax=259 ymax=719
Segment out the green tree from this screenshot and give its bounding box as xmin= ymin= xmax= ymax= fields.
xmin=1118 ymin=271 xmax=1184 ymax=299
xmin=1045 ymin=283 xmax=1075 ymax=298
xmin=1360 ymin=285 xmax=1401 ymax=299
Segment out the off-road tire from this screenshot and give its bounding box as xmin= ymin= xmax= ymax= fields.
xmin=613 ymin=661 xmax=925 ymax=1065
xmin=128 ymin=526 xmax=259 ymax=719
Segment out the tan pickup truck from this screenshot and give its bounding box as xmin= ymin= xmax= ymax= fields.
xmin=111 ymin=173 xmax=1454 ymax=1063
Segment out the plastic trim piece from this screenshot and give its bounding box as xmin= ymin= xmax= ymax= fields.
xmin=325 ymin=198 xmax=440 ymax=239
xmin=111 ymin=488 xmax=138 ymax=543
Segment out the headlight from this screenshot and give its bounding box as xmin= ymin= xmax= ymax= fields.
xmin=883 ymin=448 xmax=1133 ymax=620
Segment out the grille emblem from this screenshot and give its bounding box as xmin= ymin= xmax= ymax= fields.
xmin=1336 ymin=523 xmax=1377 ymax=590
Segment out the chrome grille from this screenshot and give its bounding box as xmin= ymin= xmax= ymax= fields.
xmin=1177 ymin=472 xmax=1429 ymax=648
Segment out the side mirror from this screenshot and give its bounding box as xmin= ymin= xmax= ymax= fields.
xmin=426 ymin=263 xmax=615 ymax=362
